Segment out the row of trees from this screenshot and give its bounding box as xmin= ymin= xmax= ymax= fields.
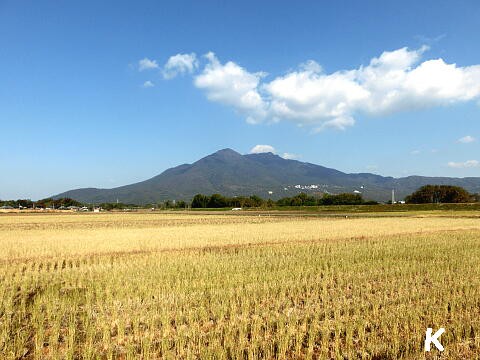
xmin=191 ymin=194 xmax=269 ymax=208
xmin=3 ymin=186 xmax=479 ymax=209
xmin=276 ymin=192 xmax=378 ymax=206
xmin=190 ymin=192 xmax=377 ymax=208
xmin=0 ymin=197 xmax=81 ymax=208
xmin=191 ymin=186 xmax=480 ymax=208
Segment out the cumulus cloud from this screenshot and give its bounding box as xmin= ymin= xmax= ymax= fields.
xmin=250 ymin=145 xmax=276 ymax=154
xmin=142 ymin=80 xmax=154 ymax=88
xmin=447 ymin=160 xmax=479 ymax=168
xmin=194 ymin=52 xmax=268 ymax=124
xmin=138 ymin=58 xmax=159 ymax=71
xmin=458 ymin=135 xmax=476 ymax=143
xmin=173 ymin=47 xmax=480 ymax=131
xmin=163 ymin=53 xmax=199 ymax=79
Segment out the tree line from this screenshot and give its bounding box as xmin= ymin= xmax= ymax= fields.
xmin=2 ymin=185 xmax=479 ymax=209
xmin=191 ymin=194 xmax=269 ymax=208
xmin=0 ymin=197 xmax=82 ymax=208
xmin=191 ymin=192 xmax=378 ymax=208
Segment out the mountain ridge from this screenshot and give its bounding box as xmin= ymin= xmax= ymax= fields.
xmin=53 ymin=148 xmax=480 ymax=204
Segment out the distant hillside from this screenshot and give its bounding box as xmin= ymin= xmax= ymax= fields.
xmin=53 ymin=148 xmax=480 ymax=204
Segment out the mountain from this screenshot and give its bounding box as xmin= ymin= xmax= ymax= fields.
xmin=53 ymin=148 xmax=480 ymax=203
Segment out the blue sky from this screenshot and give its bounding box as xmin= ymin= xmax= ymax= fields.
xmin=1 ymin=0 xmax=480 ymax=200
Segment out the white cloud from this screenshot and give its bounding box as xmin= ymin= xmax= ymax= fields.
xmin=194 ymin=52 xmax=268 ymax=124
xmin=142 ymin=80 xmax=154 ymax=88
xmin=458 ymin=135 xmax=476 ymax=143
xmin=282 ymin=152 xmax=300 ymax=160
xmin=299 ymin=60 xmax=322 ymax=73
xmin=447 ymin=160 xmax=479 ymax=168
xmin=174 ymin=47 xmax=480 ymax=131
xmin=138 ymin=58 xmax=159 ymax=71
xmin=250 ymin=145 xmax=276 ymax=154
xmin=163 ymin=53 xmax=198 ymax=79
xmin=414 ymin=34 xmax=446 ymax=46
xmin=410 ymin=150 xmax=421 ymax=155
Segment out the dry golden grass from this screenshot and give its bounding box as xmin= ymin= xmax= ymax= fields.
xmin=1 ymin=213 xmax=480 ymax=262
xmin=1 ymin=212 xmax=480 ymax=359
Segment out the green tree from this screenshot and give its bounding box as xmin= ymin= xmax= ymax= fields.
xmin=207 ymin=194 xmax=228 ymax=208
xmin=405 ymin=185 xmax=471 ymax=204
xmin=249 ymin=195 xmax=264 ymax=207
xmin=316 ymin=193 xmax=364 ymax=205
xmin=191 ymin=194 xmax=209 ymax=208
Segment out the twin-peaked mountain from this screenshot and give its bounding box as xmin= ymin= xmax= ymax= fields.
xmin=54 ymin=148 xmax=480 ymax=204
